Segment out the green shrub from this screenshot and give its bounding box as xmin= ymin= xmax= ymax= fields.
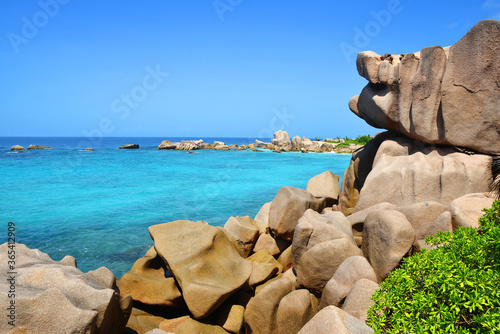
xmin=367 ymin=201 xmax=500 ymax=333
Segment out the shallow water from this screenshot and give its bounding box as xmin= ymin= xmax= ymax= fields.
xmin=0 ymin=137 xmax=351 ymax=277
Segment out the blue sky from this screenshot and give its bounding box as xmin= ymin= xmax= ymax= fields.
xmin=1 ymin=1 xmax=498 ymax=138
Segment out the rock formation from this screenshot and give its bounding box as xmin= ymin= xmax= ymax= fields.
xmin=0 ymin=243 xmax=132 ymax=334
xmin=349 ymin=19 xmax=500 ymax=155
xmin=10 ymin=145 xmax=24 ymax=150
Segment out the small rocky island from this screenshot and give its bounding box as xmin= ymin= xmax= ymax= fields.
xmin=1 ymin=20 xmax=499 ymax=334
xmin=158 ymin=131 xmax=365 ymax=154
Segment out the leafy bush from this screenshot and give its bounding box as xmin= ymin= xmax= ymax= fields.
xmin=367 ymin=201 xmax=500 ymax=333
xmin=330 ymin=135 xmax=373 ymax=147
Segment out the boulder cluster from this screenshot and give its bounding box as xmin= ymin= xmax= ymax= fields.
xmin=157 ymin=135 xmax=362 ymax=153
xmin=4 ymin=20 xmax=499 ymax=334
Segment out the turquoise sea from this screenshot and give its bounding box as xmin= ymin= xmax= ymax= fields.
xmin=0 ymin=137 xmax=351 ymax=277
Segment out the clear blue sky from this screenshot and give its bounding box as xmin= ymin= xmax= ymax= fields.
xmin=1 ymin=1 xmax=498 ymax=138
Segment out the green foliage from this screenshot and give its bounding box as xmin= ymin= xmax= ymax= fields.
xmin=329 ymin=135 xmax=373 ymax=147
xmin=367 ymin=201 xmax=500 ymax=333
xmin=313 ymin=137 xmax=322 ymax=141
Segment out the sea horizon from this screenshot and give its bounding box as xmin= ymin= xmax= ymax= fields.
xmin=1 ymin=136 xmax=352 ymax=277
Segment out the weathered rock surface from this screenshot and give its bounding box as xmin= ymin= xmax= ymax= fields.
xmin=0 ymin=243 xmax=132 ymax=334
xmin=425 ymin=210 xmax=453 ymax=237
xmin=224 ymin=216 xmax=261 ymax=258
xmin=247 ymin=250 xmax=282 ymax=286
xmin=118 ymin=247 xmax=183 ymax=307
xmin=271 ymin=130 xmax=292 ymax=150
xmin=341 ymin=279 xmax=380 ymax=322
xmin=174 ymin=318 xmax=228 ymax=333
xmin=339 ymin=132 xmax=393 ymax=216
xmin=298 ymin=305 xmax=374 ymax=334
xmin=361 ymin=210 xmax=415 ymax=281
xmin=159 ymin=316 xmax=190 ymax=333
xmin=306 ymin=171 xmax=340 ymax=206
xmin=269 ymin=186 xmax=326 ymax=241
xmin=216 ymin=303 xmax=245 ymax=333
xmin=253 ymin=233 xmax=281 ymax=256
xmin=27 ymin=144 xmax=51 ymax=149
xmin=275 ymin=289 xmax=318 ymax=334
xmin=353 ymin=136 xmax=491 ymax=212
xmin=10 ymin=145 xmax=24 ymax=150
xmin=447 ymin=193 xmax=494 ymax=229
xmin=149 ymin=220 xmax=252 ymax=319
xmin=347 ymin=202 xmax=397 ymax=245
xmin=394 ymin=201 xmax=445 ymax=240
xmin=254 ymin=201 xmax=271 ymax=227
xmin=292 ymin=210 xmax=363 ymax=295
xmin=319 ymin=256 xmax=377 ymax=309
xmin=349 ymin=20 xmax=500 ymax=155
xmin=244 ymin=269 xmax=297 ymax=334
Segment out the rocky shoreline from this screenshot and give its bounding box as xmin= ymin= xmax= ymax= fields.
xmin=157 ymin=132 xmax=364 ymax=154
xmin=2 ymin=20 xmax=499 ymax=334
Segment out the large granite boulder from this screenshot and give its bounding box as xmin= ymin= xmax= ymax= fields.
xmin=447 ymin=192 xmax=494 ymax=229
xmin=353 ymin=136 xmax=490 ymax=212
xmin=247 ymin=250 xmax=282 ymax=286
xmin=244 ymin=269 xmax=297 ymax=334
xmin=224 ymin=216 xmax=261 ymax=258
xmin=271 ymin=130 xmax=292 ymax=150
xmin=254 ymin=201 xmax=272 ymax=227
xmin=339 ymin=132 xmax=393 ymax=216
xmin=244 ymin=270 xmax=318 ymax=334
xmin=253 ymin=233 xmax=281 ymax=256
xmin=298 ymin=306 xmax=374 ymax=334
xmin=319 ymin=256 xmax=377 ymax=309
xmin=361 ymin=210 xmax=415 ymax=281
xmin=341 ymin=279 xmax=380 ymax=322
xmin=275 ymin=289 xmax=318 ymax=334
xmin=149 ymin=220 xmax=253 ymax=319
xmin=0 ymin=243 xmax=132 ymax=334
xmin=306 ymin=171 xmax=340 ymax=206
xmin=291 ymin=135 xmax=303 ymax=150
xmin=10 ymin=145 xmax=24 ymax=150
xmin=349 ymin=20 xmax=500 ymax=155
xmin=292 ymin=210 xmax=363 ymax=295
xmin=269 ymin=186 xmax=326 ymax=241
xmin=118 ymin=247 xmax=183 ymax=307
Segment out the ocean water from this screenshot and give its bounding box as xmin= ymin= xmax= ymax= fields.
xmin=0 ymin=137 xmax=352 ymax=277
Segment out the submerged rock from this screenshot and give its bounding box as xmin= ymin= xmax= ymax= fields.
xmin=27 ymin=144 xmax=51 ymax=150
xmin=119 ymin=144 xmax=139 ymax=149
